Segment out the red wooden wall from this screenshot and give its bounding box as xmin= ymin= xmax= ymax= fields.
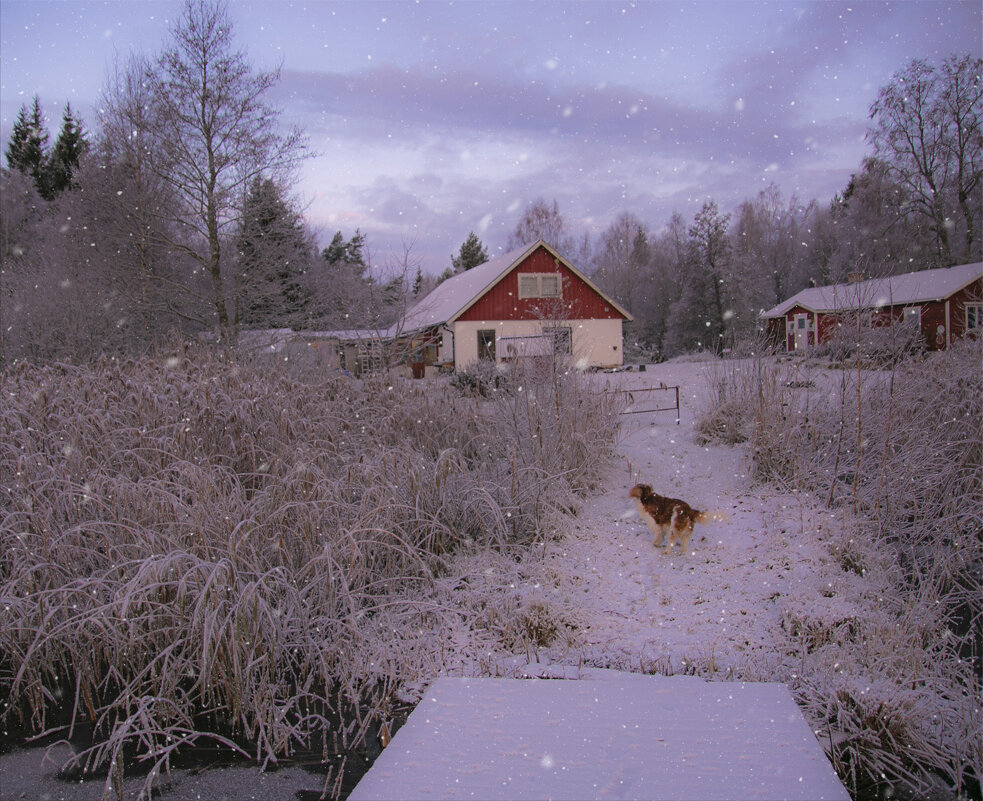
xmin=457 ymin=246 xmax=626 ymax=322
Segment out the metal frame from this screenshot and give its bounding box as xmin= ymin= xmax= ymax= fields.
xmin=605 ymin=384 xmax=681 ymax=424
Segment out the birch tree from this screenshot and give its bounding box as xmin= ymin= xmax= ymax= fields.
xmin=145 ymin=0 xmax=305 ymax=344
xmin=868 ymin=55 xmax=983 ymax=265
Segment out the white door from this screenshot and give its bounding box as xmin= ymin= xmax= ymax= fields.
xmin=793 ymin=313 xmax=810 ymax=350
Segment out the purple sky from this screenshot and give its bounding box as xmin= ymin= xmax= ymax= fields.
xmin=2 ymin=1 xmax=980 ymax=276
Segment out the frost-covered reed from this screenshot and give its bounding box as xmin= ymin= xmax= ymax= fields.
xmin=696 ymin=339 xmax=982 ymax=799
xmin=0 ymin=348 xmax=619 ymax=798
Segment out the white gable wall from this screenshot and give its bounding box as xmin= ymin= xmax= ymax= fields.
xmin=453 ymin=318 xmax=624 ymax=370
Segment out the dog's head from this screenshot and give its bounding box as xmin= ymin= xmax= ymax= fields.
xmin=629 ymin=483 xmax=652 ymax=501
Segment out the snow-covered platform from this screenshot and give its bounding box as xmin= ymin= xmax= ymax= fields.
xmin=350 ymin=672 xmax=849 ymax=801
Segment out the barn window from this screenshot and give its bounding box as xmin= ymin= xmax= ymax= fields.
xmin=967 ymin=303 xmax=983 ymax=331
xmin=903 ymin=306 xmax=921 ymax=325
xmin=518 ymin=273 xmax=562 ymax=299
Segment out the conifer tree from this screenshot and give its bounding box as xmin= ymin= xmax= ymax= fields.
xmin=321 ymin=230 xmax=366 ymax=267
xmin=47 ymin=103 xmax=89 ymax=195
xmin=236 ymin=176 xmax=313 ymax=328
xmin=5 ymin=96 xmax=50 ymax=198
xmin=451 ymin=231 xmax=489 ymax=272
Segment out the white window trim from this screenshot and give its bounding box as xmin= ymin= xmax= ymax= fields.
xmin=967 ymin=302 xmax=983 ymax=330
xmin=518 ymin=273 xmax=563 ymax=299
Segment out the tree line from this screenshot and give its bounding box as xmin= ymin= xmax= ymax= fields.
xmin=1 ymin=0 xmax=979 ymax=365
xmin=493 ymin=55 xmax=981 ymax=358
xmin=0 ymin=0 xmax=400 ymax=365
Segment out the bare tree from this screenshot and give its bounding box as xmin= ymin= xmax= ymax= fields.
xmin=144 ymin=0 xmax=306 ymax=344
xmin=593 ymin=212 xmax=650 ymax=316
xmin=731 ymin=184 xmax=810 ymax=307
xmin=826 ymin=158 xmax=934 ymax=280
xmin=507 ymin=197 xmax=572 ymax=253
xmin=868 ymin=55 xmax=983 ymax=265
xmin=98 ymin=54 xmax=194 ymax=344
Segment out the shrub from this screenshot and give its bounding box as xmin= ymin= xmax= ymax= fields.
xmin=449 ymin=359 xmax=513 ymax=397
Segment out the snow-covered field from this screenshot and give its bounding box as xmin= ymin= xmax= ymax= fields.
xmin=0 ymin=357 xmax=963 ymax=800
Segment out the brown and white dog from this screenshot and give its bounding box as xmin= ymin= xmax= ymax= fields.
xmin=629 ymin=483 xmax=721 ymax=555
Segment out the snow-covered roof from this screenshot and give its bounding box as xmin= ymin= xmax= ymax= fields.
xmin=761 ymin=261 xmax=983 ymax=318
xmin=393 ymin=240 xmax=632 ymax=336
xmin=236 ymin=328 xmax=382 ymax=352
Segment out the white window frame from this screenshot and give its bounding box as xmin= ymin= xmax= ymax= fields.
xmin=517 ymin=273 xmax=562 ymax=299
xmin=966 ymin=303 xmax=983 ymax=331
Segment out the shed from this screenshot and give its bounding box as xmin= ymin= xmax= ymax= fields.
xmin=394 ymin=240 xmax=633 ymax=371
xmin=760 ymin=262 xmax=983 ymax=352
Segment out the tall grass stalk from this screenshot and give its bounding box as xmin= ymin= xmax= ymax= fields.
xmin=1 ymin=348 xmax=620 ymax=798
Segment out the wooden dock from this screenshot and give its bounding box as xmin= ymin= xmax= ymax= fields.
xmin=350 ymin=672 xmax=849 ymax=800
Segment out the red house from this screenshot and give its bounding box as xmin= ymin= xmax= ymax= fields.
xmin=395 ymin=240 xmax=633 ymax=371
xmin=760 ymin=262 xmax=982 ymax=353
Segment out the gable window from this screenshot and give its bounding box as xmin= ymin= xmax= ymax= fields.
xmin=967 ymin=303 xmax=983 ymax=331
xmin=518 ymin=273 xmax=562 ymax=299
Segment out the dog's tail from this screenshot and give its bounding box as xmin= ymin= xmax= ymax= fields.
xmin=694 ymin=509 xmax=729 ymax=524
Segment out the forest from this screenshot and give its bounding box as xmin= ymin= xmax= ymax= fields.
xmin=0 ymin=1 xmax=980 ymax=366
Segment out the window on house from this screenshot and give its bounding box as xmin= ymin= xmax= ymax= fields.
xmin=544 ymin=326 xmax=572 ymax=355
xmin=517 ymin=273 xmax=562 ymax=299
xmin=967 ymin=303 xmax=983 ymax=331
xmin=477 ymin=329 xmax=496 ymax=361
xmin=904 ymin=306 xmax=921 ymax=325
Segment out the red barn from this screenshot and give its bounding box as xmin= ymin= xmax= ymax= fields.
xmin=760 ymin=262 xmax=982 ymax=353
xmin=396 ymin=240 xmax=633 ymax=371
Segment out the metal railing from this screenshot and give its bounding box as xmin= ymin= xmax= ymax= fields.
xmin=604 ymin=383 xmax=680 ymax=424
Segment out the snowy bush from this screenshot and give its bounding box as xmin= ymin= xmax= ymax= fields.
xmin=449 ymin=359 xmax=513 ymax=397
xmin=0 ymin=348 xmax=619 ymax=797
xmin=808 ymin=315 xmax=926 ymax=368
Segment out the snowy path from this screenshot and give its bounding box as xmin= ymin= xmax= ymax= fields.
xmin=541 ymin=360 xmax=841 ymax=681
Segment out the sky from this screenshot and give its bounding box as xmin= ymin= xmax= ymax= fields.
xmin=1 ymin=1 xmax=980 ymax=276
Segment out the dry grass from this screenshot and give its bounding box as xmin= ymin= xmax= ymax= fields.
xmin=695 ymin=340 xmax=982 ymax=799
xmin=0 ymin=348 xmax=620 ymax=798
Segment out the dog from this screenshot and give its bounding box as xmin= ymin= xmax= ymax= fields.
xmin=629 ymin=483 xmax=717 ymax=555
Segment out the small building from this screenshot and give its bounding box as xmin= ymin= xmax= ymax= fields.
xmin=394 ymin=240 xmax=633 ymax=371
xmin=760 ymin=262 xmax=983 ymax=353
xmin=236 ymin=328 xmax=386 ymax=375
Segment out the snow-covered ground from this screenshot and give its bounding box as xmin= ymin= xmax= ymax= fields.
xmin=1 ymin=358 xmax=864 ymax=800
xmin=538 ymin=358 xmax=850 ymax=680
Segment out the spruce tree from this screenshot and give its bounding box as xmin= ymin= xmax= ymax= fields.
xmin=5 ymin=96 xmax=50 ymax=198
xmin=47 ymin=103 xmax=89 ymax=195
xmin=321 ymin=230 xmax=366 ymax=266
xmin=236 ymin=176 xmax=313 ymax=329
xmin=451 ymin=231 xmax=488 ymax=272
